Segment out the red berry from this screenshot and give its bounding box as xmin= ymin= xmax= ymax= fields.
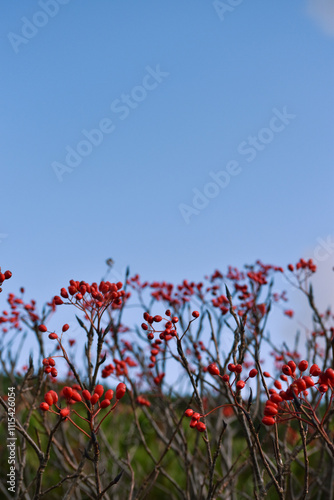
xmin=153 ymin=315 xmax=162 ymax=322
xmin=48 ymin=358 xmax=55 ymax=367
xmin=310 ymin=364 xmax=321 ymax=377
xmin=189 ymin=417 xmax=198 ymax=428
xmin=54 ymin=296 xmax=63 ymax=305
xmin=207 ymin=363 xmax=220 ymax=376
xmin=105 ymin=389 xmax=114 ymax=400
xmin=50 ymin=368 xmax=58 ymax=378
xmin=141 ymin=323 xmax=148 ymax=330
xmin=94 ymin=384 xmax=104 ymax=397
xmin=249 ymin=369 xmax=258 ymax=378
xmin=40 ymin=402 xmax=49 ymax=411
xmin=39 ymin=325 xmax=48 ymax=333
xmin=90 ymin=393 xmax=99 ymax=405
xmin=228 ymin=363 xmax=236 ymax=372
xmin=192 ymin=311 xmax=200 ymax=318
xmin=100 ymin=399 xmax=111 ymax=408
xmin=325 ymin=368 xmax=334 ymax=383
xmin=295 ymin=378 xmax=307 ymax=392
xmin=184 ymin=409 xmax=194 ymax=418
xmin=274 ymin=380 xmax=282 ymax=390
xmin=63 ymin=387 xmax=73 ymax=399
xmin=298 ymin=360 xmax=308 ymax=372
xmin=42 ymin=358 xmax=49 ymax=366
xmin=82 ymin=390 xmax=91 ymax=401
xmin=4 ymin=271 xmax=12 ymax=280
xmin=49 ymin=390 xmax=58 ymax=403
xmin=60 ymin=408 xmax=70 ymax=418
xmin=116 ymin=382 xmax=126 ymax=400
xmin=71 ymin=390 xmax=82 ymax=402
xmin=236 ymin=380 xmax=245 ymax=391
xmin=302 ymin=376 xmax=314 ymax=388
xmin=222 ymin=374 xmax=230 ymax=382
xmin=60 ymin=288 xmax=69 ymax=298
xmin=62 ymin=324 xmax=69 ymax=332
xmin=264 ymin=405 xmax=278 ymax=416
xmin=44 ymin=393 xmax=54 ymax=406
xmin=263 ymin=372 xmax=271 ymax=378
xmin=262 ymin=416 xmax=275 ymax=426
xmin=171 ymin=316 xmax=178 ymax=324
xmin=270 ymin=394 xmax=283 ymax=404
xmin=48 ymin=333 xmax=58 ymax=340
xmin=196 ymin=421 xmax=206 ymax=432
xmin=235 ymin=364 xmax=243 ymax=374
xmin=319 ymin=384 xmax=328 ymax=393
xmin=282 ymin=365 xmax=292 ymax=376
xmin=287 ymin=361 xmax=296 ymax=373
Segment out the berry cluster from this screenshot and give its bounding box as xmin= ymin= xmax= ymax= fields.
xmin=56 ymin=279 xmax=127 ymax=314
xmin=287 ymin=258 xmax=317 ymax=273
xmin=0 ymin=269 xmax=12 ymax=293
xmin=40 ymin=382 xmax=127 ymax=437
xmin=262 ymin=360 xmax=334 ymax=426
xmin=42 ymin=357 xmax=58 ymax=378
xmin=184 ymin=409 xmax=206 ymax=432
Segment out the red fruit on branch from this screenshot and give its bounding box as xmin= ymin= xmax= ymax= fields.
xmin=105 ymin=389 xmax=114 ymax=400
xmin=116 ymin=383 xmax=126 ymax=400
xmin=90 ymin=393 xmax=100 ymax=405
xmin=264 ymin=405 xmax=278 ymax=416
xmin=298 ymin=360 xmax=308 ymax=372
xmin=71 ymin=391 xmax=82 ymax=402
xmin=100 ymin=399 xmax=111 ymax=408
xmin=196 ymin=421 xmax=206 ymax=432
xmin=262 ymin=416 xmax=275 ymax=426
xmin=44 ymin=393 xmax=54 ymax=406
xmin=63 ymin=387 xmax=73 ymax=399
xmin=94 ymin=384 xmax=104 ymax=397
xmin=287 ymin=361 xmax=296 ymax=373
xmin=207 ymin=363 xmax=220 ymax=376
xmin=82 ymin=390 xmax=91 ymax=401
xmin=282 ymin=365 xmax=292 ymax=376
xmin=49 ymin=390 xmax=58 ymax=403
xmin=60 ymin=288 xmax=69 ymax=298
xmin=310 ymin=364 xmax=321 ymax=377
xmin=39 ymin=325 xmax=47 ymax=332
xmin=40 ymin=402 xmax=49 ymax=411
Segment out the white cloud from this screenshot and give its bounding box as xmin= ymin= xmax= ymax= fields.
xmin=306 ymin=0 xmax=334 ymax=36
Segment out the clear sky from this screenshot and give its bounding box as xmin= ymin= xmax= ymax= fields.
xmin=1 ymin=0 xmax=333 ymax=320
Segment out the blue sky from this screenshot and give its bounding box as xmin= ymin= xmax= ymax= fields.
xmin=1 ymin=0 xmax=333 ymax=319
